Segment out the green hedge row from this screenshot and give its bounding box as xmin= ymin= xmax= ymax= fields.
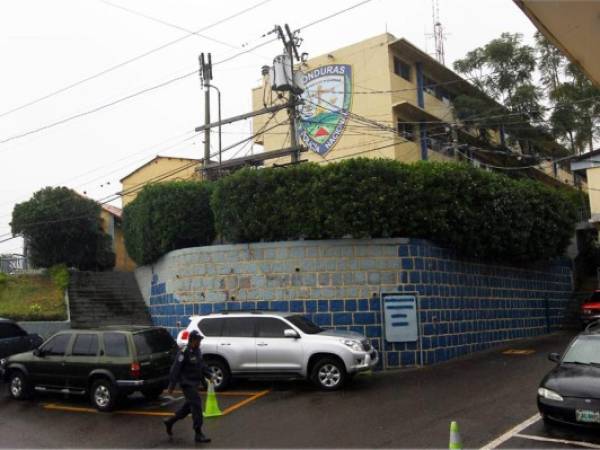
xmin=123 ymin=159 xmax=579 ymax=264
xmin=123 ymin=181 xmax=215 ymax=265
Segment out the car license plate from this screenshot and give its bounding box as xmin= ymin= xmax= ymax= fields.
xmin=576 ymin=409 xmax=600 ymax=423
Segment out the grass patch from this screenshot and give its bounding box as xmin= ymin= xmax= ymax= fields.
xmin=0 ymin=268 xmax=67 ymax=321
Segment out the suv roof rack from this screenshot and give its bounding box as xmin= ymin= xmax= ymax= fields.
xmin=215 ymin=309 xmax=270 ymax=315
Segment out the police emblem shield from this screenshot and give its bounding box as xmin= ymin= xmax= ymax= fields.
xmin=297 ymin=64 xmax=352 ymax=156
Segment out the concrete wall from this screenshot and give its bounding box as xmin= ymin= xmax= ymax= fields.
xmin=18 ymin=321 xmax=70 ymax=340
xmin=136 ymin=238 xmax=573 ymax=370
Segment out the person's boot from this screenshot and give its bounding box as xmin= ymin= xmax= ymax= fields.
xmin=163 ymin=417 xmax=177 ymax=436
xmin=195 ymin=431 xmax=211 ymax=443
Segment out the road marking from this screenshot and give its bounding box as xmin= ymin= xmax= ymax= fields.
xmin=502 ymin=349 xmax=535 ymax=355
xmin=221 ymin=389 xmax=270 ymax=416
xmin=480 ymin=413 xmax=541 ymax=449
xmin=43 ymin=403 xmax=173 ymax=417
xmin=173 ymin=389 xmax=263 ymax=397
xmin=42 ymin=389 xmax=271 ymax=418
xmin=515 ymin=433 xmax=600 ymax=449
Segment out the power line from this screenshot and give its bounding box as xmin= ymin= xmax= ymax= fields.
xmin=0 ymin=71 xmax=199 ymax=146
xmin=0 ymin=0 xmax=378 ymax=149
xmin=99 ymin=0 xmax=242 ymax=51
xmin=0 ymin=0 xmax=272 ymax=121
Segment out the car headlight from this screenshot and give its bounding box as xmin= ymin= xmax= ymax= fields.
xmin=341 ymin=339 xmax=363 ymax=352
xmin=538 ymin=387 xmax=564 ymax=402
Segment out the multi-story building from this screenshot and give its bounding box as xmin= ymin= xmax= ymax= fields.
xmin=252 ymin=33 xmax=581 ymax=189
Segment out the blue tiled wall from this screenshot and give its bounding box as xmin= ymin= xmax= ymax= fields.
xmin=145 ymin=239 xmax=572 ymax=371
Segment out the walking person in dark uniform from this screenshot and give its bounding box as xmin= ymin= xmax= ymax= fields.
xmin=163 ymin=330 xmax=213 ymax=443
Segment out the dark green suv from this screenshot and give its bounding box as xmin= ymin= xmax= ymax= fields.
xmin=1 ymin=326 xmax=177 ymax=411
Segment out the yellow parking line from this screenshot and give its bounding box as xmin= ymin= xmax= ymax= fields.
xmin=221 ymin=389 xmax=270 ymax=416
xmin=174 ymin=389 xmax=264 ymax=397
xmin=42 ymin=389 xmax=270 ymax=418
xmin=502 ymin=349 xmax=535 ymax=355
xmin=43 ymin=403 xmax=172 ymax=417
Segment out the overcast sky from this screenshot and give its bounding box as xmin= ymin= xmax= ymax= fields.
xmin=0 ymin=0 xmax=538 ymax=254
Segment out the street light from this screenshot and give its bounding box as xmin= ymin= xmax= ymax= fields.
xmin=206 ymin=83 xmax=222 ymax=166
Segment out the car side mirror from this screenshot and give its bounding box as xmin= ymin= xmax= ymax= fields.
xmin=284 ymin=329 xmax=299 ymax=339
xmin=548 ymin=352 xmax=561 ymax=363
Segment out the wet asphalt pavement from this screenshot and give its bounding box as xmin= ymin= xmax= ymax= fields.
xmin=2 ymin=331 xmax=599 ymax=448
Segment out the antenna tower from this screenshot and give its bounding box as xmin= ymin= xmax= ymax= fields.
xmin=432 ymin=0 xmax=446 ymax=65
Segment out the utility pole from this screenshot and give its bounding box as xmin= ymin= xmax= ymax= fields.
xmin=273 ymin=24 xmax=303 ymax=164
xmin=199 ymin=53 xmax=213 ymax=171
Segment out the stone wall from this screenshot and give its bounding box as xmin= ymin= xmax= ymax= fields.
xmin=136 ymin=238 xmax=573 ymax=370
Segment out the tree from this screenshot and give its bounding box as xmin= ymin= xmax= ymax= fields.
xmin=534 ymin=31 xmax=565 ymax=92
xmin=535 ymin=33 xmax=600 ymax=154
xmin=11 ymin=187 xmax=115 ymax=270
xmin=453 ymin=33 xmax=544 ymax=153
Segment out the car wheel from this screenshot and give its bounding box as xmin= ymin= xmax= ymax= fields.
xmin=90 ymin=379 xmax=118 ymax=412
xmin=311 ymin=357 xmax=346 ymax=391
xmin=8 ymin=371 xmax=32 ymax=400
xmin=205 ymin=358 xmax=231 ymax=391
xmin=141 ymin=387 xmax=164 ymax=401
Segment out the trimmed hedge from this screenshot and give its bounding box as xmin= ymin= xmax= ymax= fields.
xmin=211 ymin=159 xmax=578 ymax=262
xmin=123 ymin=181 xmax=215 ymax=265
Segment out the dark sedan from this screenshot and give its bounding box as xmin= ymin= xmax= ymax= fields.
xmin=0 ymin=318 xmax=43 ymax=361
xmin=538 ymin=331 xmax=600 ymax=427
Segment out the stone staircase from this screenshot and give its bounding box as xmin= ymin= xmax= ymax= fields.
xmin=68 ymin=271 xmax=151 ymax=329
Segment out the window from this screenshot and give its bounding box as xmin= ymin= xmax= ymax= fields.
xmin=0 ymin=322 xmax=27 ymax=339
xmin=286 ymin=315 xmax=323 ymax=335
xmin=221 ymin=317 xmax=256 ymax=337
xmin=103 ymin=333 xmax=129 ymax=357
xmin=133 ymin=329 xmax=176 ymax=356
xmin=72 ymin=334 xmax=99 ymax=357
xmin=256 ymin=318 xmax=289 ymax=338
xmin=397 ymin=121 xmax=416 ymax=141
xmin=423 ymin=76 xmax=436 ymax=96
xmin=198 ymin=318 xmax=223 ymax=337
xmin=41 ymin=334 xmax=71 ymax=356
xmin=393 ymin=57 xmax=411 ymax=81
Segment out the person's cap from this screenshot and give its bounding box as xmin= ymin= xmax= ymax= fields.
xmin=189 ymin=330 xmax=203 ymax=341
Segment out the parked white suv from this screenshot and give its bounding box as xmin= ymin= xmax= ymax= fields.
xmin=176 ymin=311 xmax=378 ymax=390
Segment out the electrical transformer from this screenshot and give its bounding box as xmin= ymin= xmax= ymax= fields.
xmin=270 ymin=54 xmax=293 ymax=92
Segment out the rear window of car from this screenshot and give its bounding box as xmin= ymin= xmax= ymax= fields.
xmin=198 ymin=318 xmax=223 ymax=337
xmin=133 ymin=329 xmax=176 ymax=356
xmin=0 ymin=322 xmax=27 ymax=339
xmin=221 ymin=317 xmax=256 ymax=337
xmin=103 ymin=333 xmax=130 ymax=357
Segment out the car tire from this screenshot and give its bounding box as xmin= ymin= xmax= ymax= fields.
xmin=90 ymin=378 xmax=118 ymax=412
xmin=141 ymin=387 xmax=164 ymax=401
xmin=205 ymin=358 xmax=231 ymax=391
xmin=311 ymin=357 xmax=346 ymax=391
xmin=8 ymin=371 xmax=32 ymax=400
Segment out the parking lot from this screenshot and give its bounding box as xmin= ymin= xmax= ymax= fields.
xmin=2 ymin=331 xmax=600 ymax=448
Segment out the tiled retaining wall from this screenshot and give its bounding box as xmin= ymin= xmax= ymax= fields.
xmin=135 ymin=238 xmax=573 ymax=370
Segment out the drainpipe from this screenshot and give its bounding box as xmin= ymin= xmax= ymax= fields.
xmin=415 ymin=62 xmax=427 ymax=161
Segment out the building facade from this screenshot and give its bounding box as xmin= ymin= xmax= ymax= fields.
xmin=120 ymin=156 xmax=202 ymax=207
xmin=99 ymin=205 xmax=136 ymax=272
xmin=252 ymin=33 xmax=580 ymax=189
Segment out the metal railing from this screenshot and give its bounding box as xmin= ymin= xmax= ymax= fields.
xmin=0 ymin=255 xmax=29 ymax=274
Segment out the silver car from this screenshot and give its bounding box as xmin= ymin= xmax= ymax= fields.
xmin=176 ymin=311 xmax=379 ymax=390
